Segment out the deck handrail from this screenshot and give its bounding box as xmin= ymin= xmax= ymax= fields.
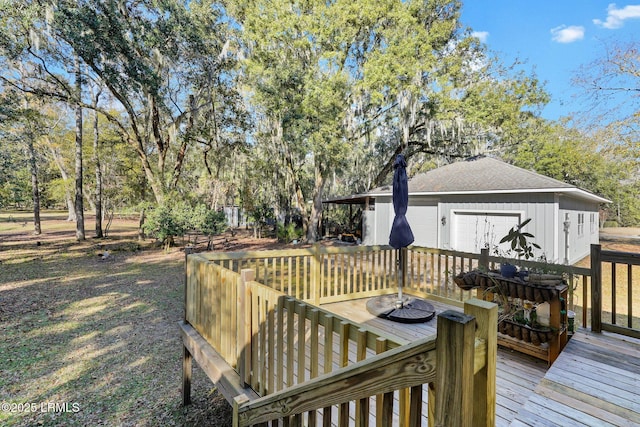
xmin=183 ymin=243 xmax=640 ymax=424
xmin=591 ymin=244 xmax=640 ymax=339
xmin=202 ymin=244 xmax=400 ymax=304
xmin=233 ymin=334 xmax=439 ymax=426
xmin=192 ymin=244 xmax=593 ymax=328
xmin=183 ymin=250 xmax=498 ymax=426
xmin=233 ymin=299 xmax=496 ymax=427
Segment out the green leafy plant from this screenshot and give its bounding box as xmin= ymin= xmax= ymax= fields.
xmin=248 ymin=203 xmax=274 ymax=239
xmin=277 ymin=222 xmax=303 ymax=243
xmin=142 ymin=203 xmax=189 ymax=251
xmin=191 ymin=205 xmax=228 ymax=249
xmin=143 ymin=202 xmax=229 ymax=251
xmin=499 ymin=218 xmax=541 ymax=260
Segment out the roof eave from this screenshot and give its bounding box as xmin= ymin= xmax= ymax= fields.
xmin=369 ymin=188 xmax=611 ymax=203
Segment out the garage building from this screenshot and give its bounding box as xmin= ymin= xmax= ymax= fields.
xmin=356 ymin=157 xmax=610 ymax=265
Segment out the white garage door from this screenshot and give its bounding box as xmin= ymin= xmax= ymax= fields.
xmin=452 ymin=212 xmax=522 ymax=254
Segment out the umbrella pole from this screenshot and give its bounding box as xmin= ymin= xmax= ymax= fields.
xmin=396 ymin=248 xmax=406 ymax=309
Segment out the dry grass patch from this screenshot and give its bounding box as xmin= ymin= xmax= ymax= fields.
xmin=571 ymin=235 xmax=640 ymax=330
xmin=0 ymin=211 xmax=232 ymax=426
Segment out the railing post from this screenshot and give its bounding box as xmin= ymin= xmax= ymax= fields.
xmin=182 ymin=249 xmax=196 ymax=406
xmin=233 ymin=394 xmax=250 ymax=427
xmin=239 ymin=269 xmax=255 ymax=387
xmin=312 ymin=243 xmax=321 ymax=305
xmin=182 ymin=345 xmax=192 ymax=406
xmin=479 ymin=248 xmax=489 ymax=271
xmin=184 ymin=247 xmax=194 ymax=322
xmin=184 ymin=250 xmax=197 ymax=324
xmin=464 ymin=298 xmax=497 ymax=427
xmin=429 ymin=310 xmax=476 ymax=427
xmin=590 ymin=244 xmax=602 ymax=333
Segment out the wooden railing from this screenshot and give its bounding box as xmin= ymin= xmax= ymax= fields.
xmin=233 ymin=298 xmax=496 ymax=427
xmin=238 ymin=276 xmax=410 ymax=426
xmin=185 ymin=254 xmax=242 ymax=366
xmin=183 ymin=252 xmax=497 ymax=426
xmin=483 ymin=251 xmax=591 ymax=329
xmin=199 ymin=246 xmax=399 ymax=305
xmin=591 ymin=244 xmax=640 ymax=339
xmin=197 ymin=244 xmax=593 ymax=328
xmin=403 ymin=247 xmax=591 ymax=328
xmin=404 ymin=247 xmax=481 ymax=305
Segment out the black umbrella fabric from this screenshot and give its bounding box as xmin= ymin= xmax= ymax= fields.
xmin=365 ymin=154 xmax=434 ymax=323
xmin=389 ymin=154 xmax=414 ymax=249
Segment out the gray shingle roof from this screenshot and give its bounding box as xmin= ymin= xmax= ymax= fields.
xmin=320 ymin=157 xmax=610 ymax=205
xmin=410 ymin=157 xmax=573 ymax=192
xmin=368 ymin=157 xmax=609 ymax=203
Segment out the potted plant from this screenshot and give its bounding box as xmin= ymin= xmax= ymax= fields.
xmin=495 ymin=218 xmax=540 ymax=276
xmin=499 ymin=218 xmax=541 ymax=260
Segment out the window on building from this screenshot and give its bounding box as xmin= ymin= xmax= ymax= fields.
xmin=578 ymin=213 xmax=584 ymax=236
xmin=590 ymin=213 xmax=596 ymax=233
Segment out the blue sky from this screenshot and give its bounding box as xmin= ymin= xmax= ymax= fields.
xmin=461 ymin=2 xmax=640 ymax=121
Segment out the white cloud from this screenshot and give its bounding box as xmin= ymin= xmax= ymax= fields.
xmin=472 ymin=31 xmax=489 ymax=43
xmin=593 ymin=3 xmax=640 ymax=29
xmin=550 ymin=25 xmax=585 ymax=43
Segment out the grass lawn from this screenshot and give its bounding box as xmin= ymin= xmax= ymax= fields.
xmin=0 ymin=211 xmax=232 ymax=426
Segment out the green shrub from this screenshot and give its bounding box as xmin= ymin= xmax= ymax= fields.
xmin=603 ymin=220 xmax=619 ymax=228
xmin=194 ymin=206 xmax=227 ymax=237
xmin=142 ymin=203 xmax=188 ymax=250
xmin=277 ymin=222 xmax=303 ymax=243
xmin=143 ymin=202 xmax=228 ymax=250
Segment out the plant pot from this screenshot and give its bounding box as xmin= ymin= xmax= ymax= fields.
xmin=508 ymin=282 xmax=518 ymax=298
xmin=499 ymin=319 xmax=554 ymax=346
xmin=499 ymin=322 xmax=507 ymax=334
xmin=525 ymin=285 xmax=534 ymax=301
xmin=500 ymin=263 xmax=517 ymax=278
xmin=514 ymin=324 xmax=523 ymax=340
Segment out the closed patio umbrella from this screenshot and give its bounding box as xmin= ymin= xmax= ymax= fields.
xmin=389 ymin=154 xmax=414 ymax=250
xmin=389 ymin=154 xmax=414 ymax=309
xmin=366 ymin=154 xmax=434 ymax=323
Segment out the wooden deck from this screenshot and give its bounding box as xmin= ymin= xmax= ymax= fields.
xmin=321 ymin=297 xmax=640 ymax=427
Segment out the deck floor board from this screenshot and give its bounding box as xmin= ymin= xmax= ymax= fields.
xmin=321 ymin=297 xmax=546 ymax=426
xmin=321 ymin=298 xmax=640 ymax=427
xmin=510 ymin=330 xmax=640 ymax=427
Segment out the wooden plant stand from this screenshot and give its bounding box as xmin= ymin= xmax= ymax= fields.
xmin=456 ymin=271 xmax=568 ymax=365
xmin=492 ymin=283 xmax=568 ymax=365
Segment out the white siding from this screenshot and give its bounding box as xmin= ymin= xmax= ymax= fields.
xmin=374 ymin=197 xmax=392 ymax=246
xmin=451 ymin=211 xmax=522 ymax=254
xmin=558 ymin=196 xmax=600 ymax=263
xmin=362 ymin=191 xmax=601 ymax=266
xmin=407 ymin=198 xmax=438 ymax=247
xmin=362 ymin=210 xmax=375 ymax=246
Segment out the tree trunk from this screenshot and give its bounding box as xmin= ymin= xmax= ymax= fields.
xmin=26 ymin=135 xmax=41 ymax=235
xmin=306 ymin=165 xmax=325 ymax=243
xmin=66 ymin=195 xmax=76 ymax=222
xmin=93 ymin=107 xmax=103 ymax=238
xmin=74 ymin=56 xmax=85 ymax=241
xmin=46 ymin=139 xmax=76 ymax=221
xmin=279 ymin=123 xmax=309 ymax=240
xmin=138 ymin=208 xmax=146 ymax=241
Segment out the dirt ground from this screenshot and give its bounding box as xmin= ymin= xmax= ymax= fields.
xmin=1 ymin=212 xmax=638 ymax=426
